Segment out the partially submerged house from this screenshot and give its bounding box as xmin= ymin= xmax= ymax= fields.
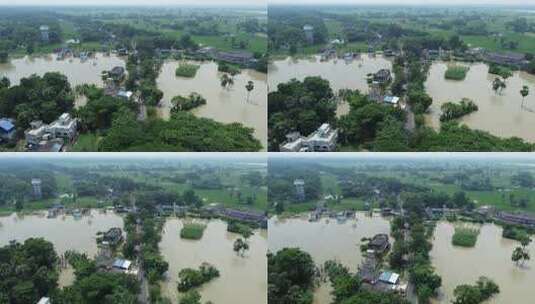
xmin=368 ymin=233 xmax=390 ymax=255
xmin=495 ymin=211 xmax=535 ymax=228
xmin=484 ymin=51 xmax=529 ymax=69
xmin=216 ymin=50 xmax=255 ymax=66
xmin=373 ymin=69 xmax=392 ymax=84
xmin=101 ymin=227 xmax=123 ymax=246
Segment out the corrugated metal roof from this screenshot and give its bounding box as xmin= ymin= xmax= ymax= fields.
xmin=0 ymin=119 xmax=14 ymax=132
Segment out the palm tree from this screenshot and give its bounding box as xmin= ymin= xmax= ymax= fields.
xmin=492 ymin=77 xmax=506 ymax=94
xmin=520 ymin=85 xmax=529 ymax=107
xmin=220 ymin=73 xmax=234 ymax=90
xmin=245 ymin=81 xmax=254 ymax=103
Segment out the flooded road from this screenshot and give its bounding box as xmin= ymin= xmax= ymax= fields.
xmin=156 ymin=60 xmax=267 ymax=148
xmin=159 ymin=218 xmax=267 ymax=304
xmin=268 ymin=213 xmax=391 ymax=304
xmin=0 ymin=53 xmax=126 ymax=109
xmin=0 ymin=210 xmax=124 ymax=287
xmin=431 ymin=221 xmax=535 ymax=303
xmin=268 ymin=55 xmax=393 ymax=116
xmin=425 ymin=61 xmax=535 ymax=142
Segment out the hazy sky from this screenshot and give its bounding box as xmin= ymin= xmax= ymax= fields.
xmin=3 ymin=0 xmax=532 ymax=6
xmin=269 ymin=0 xmax=535 ymax=5
xmin=4 ymin=0 xmax=265 ymax=6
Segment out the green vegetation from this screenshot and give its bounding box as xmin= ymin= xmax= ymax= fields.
xmin=268 ymin=76 xmax=337 ymax=151
xmin=268 ymin=248 xmax=315 ymax=304
xmin=0 ymin=238 xmax=141 ymax=304
xmin=502 ymin=225 xmax=531 ymax=241
xmin=175 ymin=63 xmax=200 ymax=78
xmin=171 ymin=93 xmax=206 ymax=112
xmin=180 ymin=223 xmax=207 ymax=240
xmin=440 ymin=98 xmax=478 ymax=122
xmin=452 ymin=277 xmax=499 ymax=304
xmin=218 ymin=62 xmax=241 ymax=75
xmin=0 ymin=238 xmax=59 ymax=303
xmin=488 ymin=64 xmax=513 ymax=78
xmin=452 ymin=226 xmax=480 ymax=247
xmin=99 ymin=109 xmax=262 ymax=152
xmin=177 ymin=263 xmax=220 ymax=292
xmin=227 ymin=220 xmax=254 ymax=238
xmin=0 ymin=73 xmax=74 ymax=135
xmin=445 ymin=66 xmax=469 ymax=80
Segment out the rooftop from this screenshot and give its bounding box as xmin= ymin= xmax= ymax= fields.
xmin=0 ymin=119 xmax=14 ymax=132
xmin=378 ymin=271 xmax=399 ymax=285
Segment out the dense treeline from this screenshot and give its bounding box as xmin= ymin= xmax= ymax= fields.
xmin=268 ymin=8 xmax=328 ymax=52
xmin=267 ymin=162 xmax=322 ymax=207
xmin=99 ymin=109 xmax=261 ymax=152
xmin=268 ymin=77 xmax=337 ymax=150
xmin=0 ymin=73 xmax=74 ymax=133
xmin=0 ymin=170 xmax=58 ymax=206
xmin=269 ymin=76 xmax=535 ymax=151
xmin=268 ymin=248 xmax=315 ymax=304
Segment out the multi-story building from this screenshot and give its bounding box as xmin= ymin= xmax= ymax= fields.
xmin=280 ymin=124 xmax=338 ymax=152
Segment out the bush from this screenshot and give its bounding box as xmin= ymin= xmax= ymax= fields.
xmin=177 ymin=263 xmax=220 ymax=292
xmin=171 ymin=93 xmax=206 ymax=112
xmin=445 ymin=66 xmax=469 ymax=80
xmin=227 ymin=220 xmax=253 ymax=238
xmin=218 ymin=62 xmax=241 ymax=75
xmin=440 ymin=98 xmax=478 ymax=122
xmin=452 ymin=226 xmax=480 ymax=247
xmin=488 ymin=64 xmax=513 ymax=78
xmin=180 ymin=223 xmax=207 ymax=240
xmin=175 ymin=63 xmax=200 ymax=78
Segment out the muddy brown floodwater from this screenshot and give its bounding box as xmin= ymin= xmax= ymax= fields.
xmin=156 ymin=60 xmax=267 ymax=149
xmin=268 ymin=213 xmax=392 ymax=304
xmin=425 ymin=61 xmax=535 ymax=142
xmin=0 ymin=210 xmax=124 ymax=287
xmin=430 ymin=221 xmax=535 ymax=303
xmin=0 ymin=53 xmax=126 ymax=109
xmin=268 ymin=55 xmax=393 ymax=116
xmin=159 ymin=218 xmax=267 ymax=304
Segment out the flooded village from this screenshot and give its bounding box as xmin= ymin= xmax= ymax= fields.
xmin=267 ymin=154 xmax=535 ymax=304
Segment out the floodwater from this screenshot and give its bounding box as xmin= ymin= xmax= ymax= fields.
xmin=156 ymin=60 xmax=268 ymax=148
xmin=0 ymin=210 xmax=124 ymax=287
xmin=268 ymin=213 xmax=392 ymax=304
xmin=268 ymin=55 xmax=393 ymax=116
xmin=159 ymin=218 xmax=267 ymax=304
xmin=431 ymin=221 xmax=535 ymax=303
xmin=425 ymin=61 xmax=535 ymax=142
xmin=0 ymin=53 xmax=125 ymax=109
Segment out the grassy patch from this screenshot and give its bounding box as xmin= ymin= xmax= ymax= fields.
xmin=180 ymin=223 xmax=207 ymax=240
xmin=445 ymin=66 xmax=469 ymax=80
xmin=452 ymin=226 xmax=480 ymax=247
xmin=71 ymin=133 xmax=100 ymax=152
xmin=175 ymin=63 xmax=200 ymax=78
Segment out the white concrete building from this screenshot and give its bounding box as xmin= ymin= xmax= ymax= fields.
xmin=280 ymin=124 xmax=338 ymax=152
xmin=25 ymin=113 xmax=77 ymax=151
